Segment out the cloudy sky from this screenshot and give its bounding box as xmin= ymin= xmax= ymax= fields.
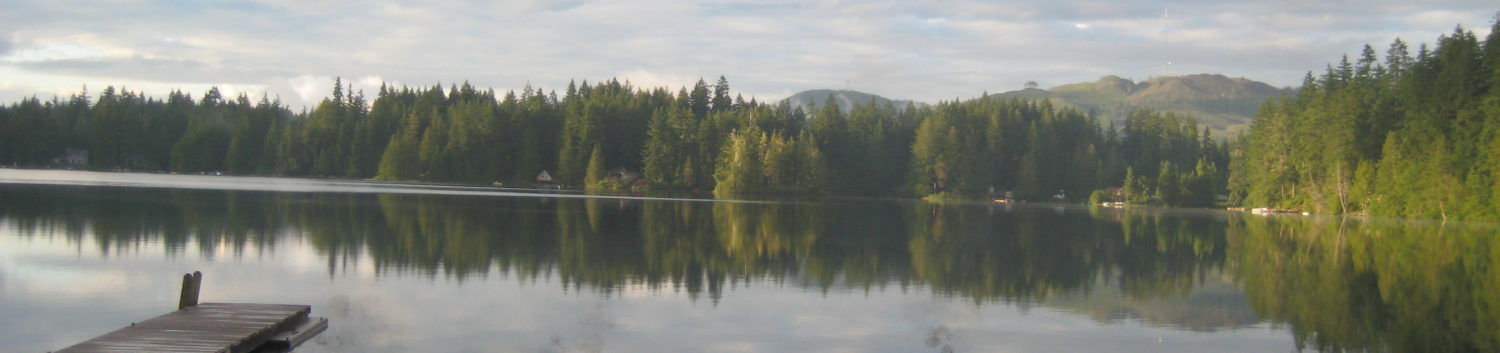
xmin=0 ymin=1 xmax=1494 ymax=108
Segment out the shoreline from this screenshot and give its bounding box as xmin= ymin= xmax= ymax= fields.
xmin=0 ymin=167 xmax=768 ymax=204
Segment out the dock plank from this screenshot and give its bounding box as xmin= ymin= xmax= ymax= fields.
xmin=56 ymin=303 xmax=310 ymax=353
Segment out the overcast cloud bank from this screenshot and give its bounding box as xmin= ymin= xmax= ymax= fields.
xmin=0 ymin=0 xmax=1493 ymax=108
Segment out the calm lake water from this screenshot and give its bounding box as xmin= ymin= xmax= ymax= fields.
xmin=3 ymin=169 xmax=1496 ymax=353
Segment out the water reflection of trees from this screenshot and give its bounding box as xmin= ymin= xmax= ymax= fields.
xmin=0 ymin=185 xmax=286 ymax=256
xmin=906 ymin=205 xmax=1228 ymax=303
xmin=7 ymin=185 xmax=1500 ymax=350
xmin=1229 ymin=215 xmax=1500 ymax=352
xmin=0 ymin=186 xmax=1226 ymax=303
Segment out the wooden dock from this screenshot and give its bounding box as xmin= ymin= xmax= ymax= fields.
xmin=54 ymin=272 xmax=326 ymax=353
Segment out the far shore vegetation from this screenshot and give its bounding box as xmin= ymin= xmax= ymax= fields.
xmin=2 ymin=20 xmax=1498 ymax=220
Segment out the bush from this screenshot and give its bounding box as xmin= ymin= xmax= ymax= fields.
xmin=1088 ymin=189 xmax=1110 ymax=205
xmin=922 ymin=192 xmax=960 ymax=203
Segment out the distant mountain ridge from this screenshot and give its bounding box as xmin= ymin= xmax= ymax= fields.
xmin=996 ymin=74 xmax=1291 ymax=135
xmin=780 ymin=74 xmax=1288 ymax=136
xmin=780 ymin=89 xmax=925 ymax=114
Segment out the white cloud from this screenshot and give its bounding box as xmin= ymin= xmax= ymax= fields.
xmin=358 ymin=75 xmax=386 ymax=88
xmin=1405 ymin=10 xmax=1482 ymax=30
xmin=615 ymin=69 xmax=698 ymax=91
xmin=288 ymin=74 xmax=334 ymax=106
xmin=3 ymin=42 xmax=112 ymax=62
xmin=0 ymin=0 xmax=1495 ymax=106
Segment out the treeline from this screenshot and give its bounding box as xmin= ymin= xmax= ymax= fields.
xmin=0 ymin=76 xmax=1229 ymax=204
xmin=1231 ymin=22 xmax=1500 ymax=220
xmin=0 ymin=86 xmax=291 ymax=173
xmin=908 ymin=99 xmax=1227 ymax=205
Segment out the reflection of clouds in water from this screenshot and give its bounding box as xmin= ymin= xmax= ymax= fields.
xmin=1041 ymin=275 xmax=1260 ymax=332
xmin=905 ymin=299 xmax=971 ymax=353
xmin=6 ymin=262 xmax=134 ymax=299
xmin=540 ymin=300 xmax=615 ymax=353
xmin=925 ymin=325 xmax=955 ymax=353
xmin=309 ymin=294 xmax=408 ymax=353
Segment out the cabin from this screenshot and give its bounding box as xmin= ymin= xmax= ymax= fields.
xmin=1105 ymin=187 xmax=1126 ymax=202
xmin=607 ymin=168 xmax=641 ymax=184
xmin=535 ymin=170 xmax=556 ymax=188
xmin=993 ymin=190 xmax=1016 ymax=204
xmin=54 ymin=149 xmax=88 ymax=167
xmin=603 ymin=168 xmax=645 ymax=192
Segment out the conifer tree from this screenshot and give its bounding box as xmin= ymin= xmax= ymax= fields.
xmin=585 ymin=144 xmax=605 ymax=191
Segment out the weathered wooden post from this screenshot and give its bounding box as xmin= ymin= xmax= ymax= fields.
xmin=178 ymin=271 xmax=202 ymax=310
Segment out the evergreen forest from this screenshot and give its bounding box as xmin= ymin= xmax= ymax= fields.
xmin=3 ymin=19 xmax=1500 ymax=221
xmin=0 ymin=76 xmax=1227 ymax=206
xmin=1231 ymin=22 xmax=1500 ymax=221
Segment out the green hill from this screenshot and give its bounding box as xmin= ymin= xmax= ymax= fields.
xmin=998 ymin=74 xmax=1291 ymax=136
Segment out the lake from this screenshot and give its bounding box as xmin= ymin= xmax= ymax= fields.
xmin=2 ymin=169 xmax=1496 ymax=352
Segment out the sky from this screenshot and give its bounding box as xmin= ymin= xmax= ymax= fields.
xmin=0 ymin=0 xmax=1494 ymax=109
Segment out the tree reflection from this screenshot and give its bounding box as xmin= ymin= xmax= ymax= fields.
xmin=902 ymin=204 xmax=1226 ymax=304
xmin=5 ymin=184 xmax=1499 ymax=350
xmin=1229 ymin=215 xmax=1500 ymax=352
